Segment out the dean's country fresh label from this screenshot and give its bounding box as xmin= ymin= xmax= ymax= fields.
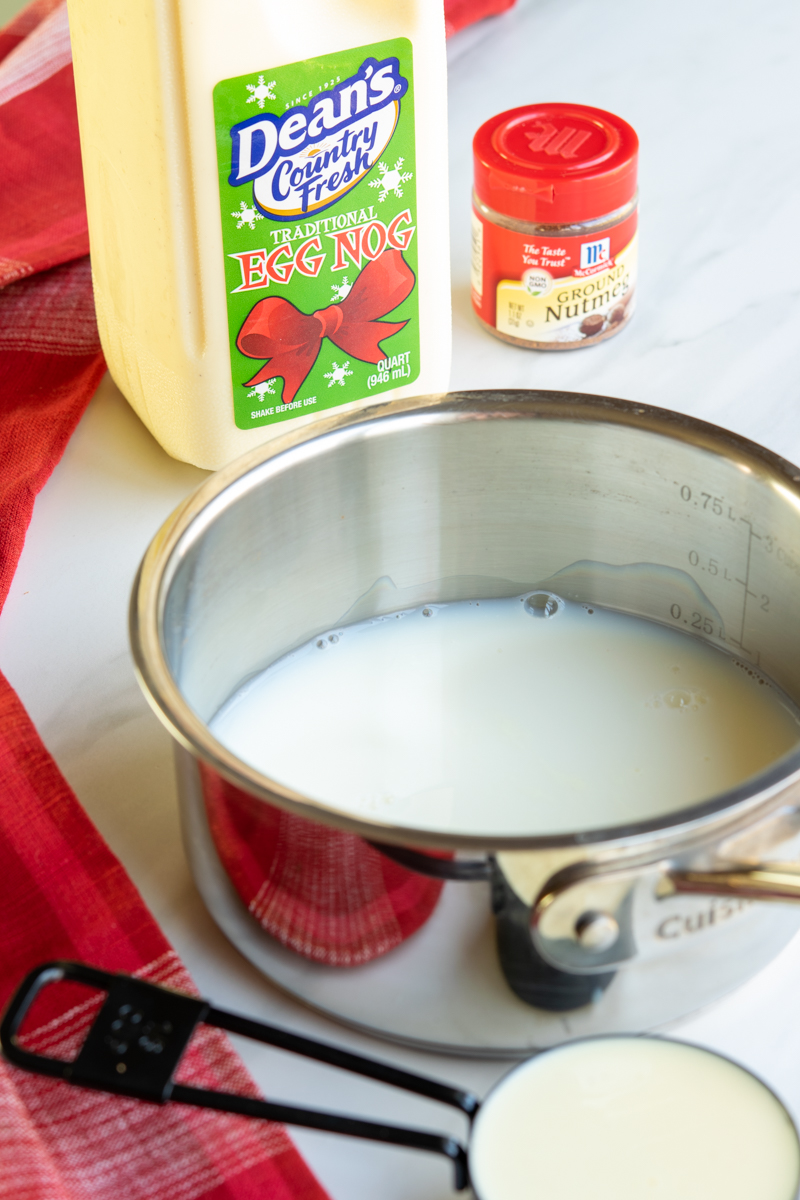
xmin=214 ymin=39 xmax=419 ymax=429
xmin=471 ymin=206 xmax=638 ymax=348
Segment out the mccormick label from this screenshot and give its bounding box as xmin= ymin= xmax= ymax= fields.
xmin=214 ymin=39 xmax=420 ymax=429
xmin=471 ymin=207 xmax=638 ymax=348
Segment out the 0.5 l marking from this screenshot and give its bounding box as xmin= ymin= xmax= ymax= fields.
xmin=685 ymin=550 xmax=770 ymax=611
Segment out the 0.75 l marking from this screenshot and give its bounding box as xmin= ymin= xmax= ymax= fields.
xmin=678 ymin=485 xmax=735 ymax=519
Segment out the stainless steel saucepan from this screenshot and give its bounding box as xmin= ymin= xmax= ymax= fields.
xmin=131 ymin=391 xmax=800 ymax=1054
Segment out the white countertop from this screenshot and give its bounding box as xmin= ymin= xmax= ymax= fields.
xmin=3 ymin=0 xmax=800 ymax=1195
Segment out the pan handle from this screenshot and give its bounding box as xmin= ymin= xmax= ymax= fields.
xmin=661 ymin=862 xmax=800 ymax=902
xmin=369 ymin=841 xmax=492 ymax=881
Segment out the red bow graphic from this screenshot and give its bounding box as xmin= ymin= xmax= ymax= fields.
xmin=237 ymin=248 xmax=416 ymax=404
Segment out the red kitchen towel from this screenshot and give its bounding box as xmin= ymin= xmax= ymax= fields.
xmin=0 ymin=6 xmax=329 ymax=1198
xmin=0 ymin=675 xmax=328 ymax=1200
xmin=0 ymin=1 xmax=87 ymax=288
xmin=0 ymin=665 xmax=327 ymax=1200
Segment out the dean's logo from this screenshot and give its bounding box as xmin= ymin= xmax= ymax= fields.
xmin=229 ymin=56 xmax=408 ymax=219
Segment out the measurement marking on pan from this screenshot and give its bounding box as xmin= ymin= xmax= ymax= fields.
xmin=731 ymin=519 xmax=759 ymax=658
xmin=673 ymin=483 xmax=778 ymax=666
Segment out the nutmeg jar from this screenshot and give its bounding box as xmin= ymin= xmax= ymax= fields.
xmin=471 ymin=104 xmax=638 ymax=349
xmin=132 ymin=391 xmax=800 ymax=1055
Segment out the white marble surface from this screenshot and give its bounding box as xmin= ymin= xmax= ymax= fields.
xmin=3 ymin=0 xmax=800 ymax=1195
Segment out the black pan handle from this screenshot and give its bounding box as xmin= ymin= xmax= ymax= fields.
xmin=1 ymin=962 xmax=475 ymax=1190
xmin=369 ymin=841 xmax=492 ymax=881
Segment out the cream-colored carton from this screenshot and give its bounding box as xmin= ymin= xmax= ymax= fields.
xmin=67 ymin=1 xmax=451 ymax=468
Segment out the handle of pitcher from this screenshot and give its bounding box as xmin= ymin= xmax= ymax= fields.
xmin=369 ymin=841 xmax=493 ymax=881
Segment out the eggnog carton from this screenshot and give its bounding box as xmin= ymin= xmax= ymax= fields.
xmin=67 ymin=1 xmax=451 ymax=468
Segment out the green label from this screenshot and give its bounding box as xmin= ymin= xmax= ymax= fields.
xmin=213 ymin=38 xmax=419 ymax=430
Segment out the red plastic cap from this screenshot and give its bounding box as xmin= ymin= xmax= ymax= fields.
xmin=473 ymin=103 xmax=639 ymax=225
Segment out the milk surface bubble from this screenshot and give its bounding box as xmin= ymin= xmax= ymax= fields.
xmin=209 ymin=595 xmax=800 ymax=837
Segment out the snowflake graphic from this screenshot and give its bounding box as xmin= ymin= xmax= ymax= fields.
xmin=369 ymin=158 xmax=413 ymax=203
xmin=232 ymin=200 xmax=264 ymax=230
xmin=247 ymin=380 xmax=277 ymax=400
xmin=246 ymin=75 xmax=277 ymax=109
xmin=330 ymin=277 xmax=352 ymax=302
xmin=323 ymin=360 xmax=354 ymax=388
